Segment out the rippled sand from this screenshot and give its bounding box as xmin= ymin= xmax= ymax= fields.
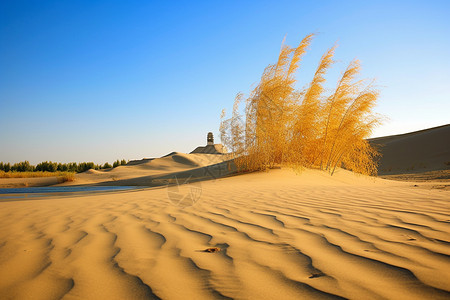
xmin=0 ymin=169 xmax=449 ymax=299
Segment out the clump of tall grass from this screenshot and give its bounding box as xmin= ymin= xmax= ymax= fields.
xmin=0 ymin=170 xmax=75 ymax=182
xmin=57 ymin=172 xmax=75 ymax=183
xmin=220 ymin=34 xmax=382 ymax=176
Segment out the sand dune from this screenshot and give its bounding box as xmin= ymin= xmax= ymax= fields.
xmin=63 ymin=152 xmax=234 ymax=187
xmin=0 ymin=152 xmax=232 ymax=189
xmin=0 ymin=168 xmax=449 ymax=299
xmin=370 ymin=124 xmax=450 ymax=177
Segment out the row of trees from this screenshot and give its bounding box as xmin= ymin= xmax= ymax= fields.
xmin=220 ymin=34 xmax=382 ymax=175
xmin=0 ymin=159 xmax=127 ymax=173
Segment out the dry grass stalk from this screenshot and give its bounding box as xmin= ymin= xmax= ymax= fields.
xmin=220 ymin=34 xmax=381 ymax=175
xmin=0 ymin=171 xmax=75 ymax=181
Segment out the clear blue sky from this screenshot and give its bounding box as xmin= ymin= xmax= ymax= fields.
xmin=1 ymin=0 xmax=449 ymax=164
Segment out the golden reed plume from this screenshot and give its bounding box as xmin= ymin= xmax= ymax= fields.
xmin=220 ymin=34 xmax=381 ymax=175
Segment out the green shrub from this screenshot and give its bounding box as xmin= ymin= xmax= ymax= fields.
xmin=11 ymin=161 xmax=34 ymax=172
xmin=113 ymin=160 xmax=120 ymax=168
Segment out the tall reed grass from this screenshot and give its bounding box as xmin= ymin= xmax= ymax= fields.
xmin=220 ymin=34 xmax=382 ymax=175
xmin=0 ymin=171 xmax=75 ymax=182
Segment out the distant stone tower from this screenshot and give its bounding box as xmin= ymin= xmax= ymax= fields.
xmin=207 ymin=132 xmax=214 ymax=145
xmin=190 ymin=132 xmax=226 ymax=154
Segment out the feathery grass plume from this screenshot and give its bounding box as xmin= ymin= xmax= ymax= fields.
xmin=287 ymin=34 xmax=314 ymax=79
xmin=220 ymin=34 xmax=381 ymax=175
xmin=325 ymin=85 xmax=380 ymax=174
xmin=325 ymin=82 xmax=376 ymax=166
xmin=220 ymin=94 xmax=249 ymax=170
xmin=239 ymin=34 xmax=314 ymax=171
xmin=319 ymin=59 xmax=362 ymax=169
xmin=290 ymin=45 xmax=336 ymax=167
xmin=335 ymin=125 xmax=380 ymax=176
xmin=219 ymin=109 xmax=230 ymax=150
xmin=230 ymin=93 xmax=245 ymax=155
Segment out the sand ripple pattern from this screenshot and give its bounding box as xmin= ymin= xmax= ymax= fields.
xmin=0 ymin=171 xmax=449 ymax=299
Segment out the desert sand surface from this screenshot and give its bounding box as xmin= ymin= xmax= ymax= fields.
xmin=0 ymin=167 xmax=449 ymax=300
xmin=0 ymin=177 xmax=61 ymax=189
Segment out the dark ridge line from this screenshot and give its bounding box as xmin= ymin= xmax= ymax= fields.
xmin=190 ymin=212 xmax=279 ymax=245
xmin=63 ymin=248 xmax=72 ymax=259
xmin=181 ymin=252 xmax=235 ymax=300
xmin=112 ymin=261 xmax=162 ymax=300
xmin=432 ymin=238 xmax=450 ymax=246
xmin=174 ymin=215 xmax=235 ymax=262
xmin=172 ymin=247 xmax=234 ymax=299
xmin=206 ymin=211 xmax=277 ymax=235
xmin=73 ymin=231 xmax=88 ymax=245
xmin=384 ymin=224 xmax=437 ymax=242
xmin=141 ymin=226 xmax=167 ymax=248
xmin=264 ymin=209 xmax=311 ymax=222
xmin=189 ymin=213 xmax=240 ymax=232
xmin=103 ymin=224 xmax=162 ymax=299
xmin=395 ymin=218 xmax=444 ymax=232
xmin=273 ymin=191 xmax=448 ymax=218
xmin=248 ymin=210 xmax=286 ymax=227
xmin=378 ymin=238 xmax=450 ymax=260
xmin=253 ymin=261 xmax=347 ymax=300
xmin=172 ymin=222 xmax=214 ymax=243
xmin=300 ymin=227 xmax=435 ymax=267
xmin=56 ymin=277 xmax=75 ymax=300
xmin=164 ymin=213 xmax=176 ymax=223
xmin=319 ymin=235 xmax=450 ymax=296
xmin=280 ymin=242 xmax=333 ymax=282
xmin=310 ymin=225 xmax=427 ymax=267
xmin=317 ymin=209 xmax=342 ymax=217
xmin=61 ymin=217 xmax=74 ymax=232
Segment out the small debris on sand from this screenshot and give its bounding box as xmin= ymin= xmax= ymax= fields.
xmin=203 ymin=247 xmax=221 ymax=253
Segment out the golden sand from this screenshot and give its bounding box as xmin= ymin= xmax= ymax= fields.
xmin=0 ymin=168 xmax=449 ymax=299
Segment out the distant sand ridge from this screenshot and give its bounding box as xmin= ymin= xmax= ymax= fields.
xmin=371 ymin=124 xmax=450 ymax=179
xmin=66 ymin=152 xmax=235 ymax=187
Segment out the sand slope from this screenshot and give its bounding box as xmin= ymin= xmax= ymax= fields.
xmin=370 ymin=124 xmax=450 ymax=176
xmin=64 ymin=152 xmax=234 ymax=187
xmin=0 ymin=168 xmax=449 ymax=299
xmin=0 ymin=153 xmax=233 ymax=188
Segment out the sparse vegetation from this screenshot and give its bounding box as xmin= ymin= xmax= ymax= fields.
xmin=220 ymin=34 xmax=382 ymax=175
xmin=58 ymin=172 xmax=76 ymax=183
xmin=113 ymin=159 xmax=128 ymax=168
xmin=113 ymin=160 xmax=120 ymax=168
xmin=0 ymin=158 xmax=129 ymax=178
xmin=0 ymin=170 xmax=75 ymax=181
